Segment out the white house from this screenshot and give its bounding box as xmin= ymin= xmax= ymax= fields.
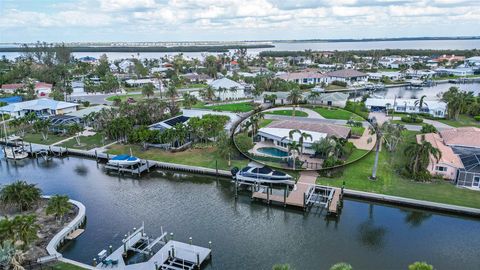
xmin=117 ymin=60 xmax=135 ymax=73
xmin=465 ymin=56 xmax=480 ymax=67
xmin=125 ymin=78 xmax=160 ymax=88
xmin=208 ymin=78 xmax=246 ymax=101
xmin=365 ymin=98 xmax=447 ymax=118
xmin=367 ymin=72 xmax=403 ymax=81
xmin=0 ymin=98 xmax=78 ymax=118
xmin=276 ymin=71 xmax=328 ymax=85
xmin=310 ymin=92 xmax=349 ymax=108
xmin=434 ymin=67 xmax=474 ymax=77
xmin=325 ymin=69 xmax=368 ymax=85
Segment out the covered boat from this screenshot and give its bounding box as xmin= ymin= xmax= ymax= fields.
xmin=107 ymin=154 xmax=140 ymax=166
xmin=4 ymin=147 xmax=29 ymax=160
xmin=232 ymin=166 xmax=293 ymax=184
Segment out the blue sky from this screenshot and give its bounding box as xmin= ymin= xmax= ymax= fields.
xmin=1 ymin=0 xmax=480 ymax=43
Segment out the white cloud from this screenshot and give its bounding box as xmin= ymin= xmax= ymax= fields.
xmin=0 ymin=0 xmax=479 ymax=41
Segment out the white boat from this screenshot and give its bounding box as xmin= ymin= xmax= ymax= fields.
xmin=107 ymin=154 xmax=141 ymax=166
xmin=232 ymin=166 xmax=293 ymax=184
xmin=4 ymin=147 xmax=29 ymax=160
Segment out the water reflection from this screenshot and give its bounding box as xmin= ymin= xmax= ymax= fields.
xmin=357 ymin=204 xmax=387 ymax=250
xmin=402 ymin=210 xmax=433 ymax=228
xmin=74 ymin=164 xmax=89 ymax=176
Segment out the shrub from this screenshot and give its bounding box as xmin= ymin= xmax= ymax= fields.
xmin=299 ymin=83 xmax=315 ymax=90
xmin=323 ymin=156 xmax=344 ymax=168
xmin=420 ymin=124 xmax=437 ymax=133
xmin=234 ymin=133 xmax=254 ymax=153
xmin=408 ymin=262 xmax=434 ymax=270
xmin=1 ymin=114 xmax=10 ymax=120
xmin=331 ymin=80 xmax=348 ymax=87
xmin=401 ymin=115 xmax=423 ymax=123
xmin=474 ymin=115 xmax=480 ymax=122
xmin=82 ymin=101 xmax=90 ymax=107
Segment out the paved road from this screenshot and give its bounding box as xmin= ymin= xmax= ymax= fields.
xmin=69 ymin=93 xmax=114 ymax=105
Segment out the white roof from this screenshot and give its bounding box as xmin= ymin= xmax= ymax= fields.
xmin=367 ymin=71 xmax=401 ymax=77
xmin=208 ymin=78 xmax=244 ymax=90
xmin=365 ymin=98 xmax=446 ymax=110
xmin=258 ymin=127 xmax=327 ymax=145
xmin=0 ymin=98 xmax=78 ymax=113
xmin=466 ymin=56 xmax=480 ymax=61
xmin=126 ymin=79 xmax=154 ymax=84
xmin=67 ymin=105 xmax=110 ymax=118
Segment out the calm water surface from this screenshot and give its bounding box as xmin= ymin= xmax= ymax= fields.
xmin=2 ymin=40 xmax=480 ymax=60
xmin=1 ymin=156 xmax=480 ymax=270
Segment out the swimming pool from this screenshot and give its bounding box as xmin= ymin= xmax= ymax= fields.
xmin=257 ymin=147 xmax=289 ymax=157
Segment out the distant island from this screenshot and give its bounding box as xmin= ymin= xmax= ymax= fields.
xmin=266 ymin=36 xmax=480 ymax=43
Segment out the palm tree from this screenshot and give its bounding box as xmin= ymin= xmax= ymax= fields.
xmin=312 ymin=137 xmax=334 ymax=159
xmin=46 ymin=195 xmax=72 ymax=223
xmin=11 ymin=215 xmax=39 ymax=249
xmin=67 ymin=123 xmax=84 ymax=146
xmin=0 ymin=181 xmax=41 ymax=211
xmin=200 ymin=85 xmax=216 ymax=102
xmin=330 ymin=262 xmax=353 ymax=270
xmin=404 ymin=135 xmax=441 ymax=180
xmin=182 ymin=92 xmax=198 ymax=109
xmin=414 ymin=95 xmax=428 ymax=112
xmin=272 ymin=264 xmax=293 ymax=270
xmin=33 ymin=118 xmax=51 ymax=141
xmin=216 ymin=131 xmax=234 ymax=167
xmin=284 ymin=129 xmax=312 ymax=156
xmin=141 ymin=83 xmax=155 ymax=98
xmin=287 ymin=87 xmax=303 ymax=117
xmin=308 ymin=91 xmax=321 ymax=107
xmin=165 ymin=83 xmax=179 ymax=110
xmin=286 ymin=140 xmax=301 ymax=169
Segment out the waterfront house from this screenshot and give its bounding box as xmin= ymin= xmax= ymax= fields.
xmin=257 ymin=120 xmax=351 ymax=155
xmin=276 ymin=71 xmax=328 ymax=85
xmin=125 ymin=78 xmax=160 ymax=89
xmin=208 ymin=78 xmax=246 ymax=101
xmin=434 ymin=67 xmax=474 ymax=77
xmin=419 ymin=128 xmax=480 ymax=189
xmin=0 ymin=98 xmax=78 ymax=118
xmin=367 ymin=71 xmax=403 ymax=81
xmin=310 ymin=92 xmax=349 ymax=108
xmin=365 ymin=98 xmax=447 ymax=118
xmin=325 ymin=69 xmax=368 ymax=85
xmin=1 ymin=82 xmax=52 ymax=96
xmin=465 ymin=56 xmax=480 ymax=67
xmin=181 ymin=73 xmax=213 ymax=84
xmin=432 ymin=54 xmax=465 ymax=65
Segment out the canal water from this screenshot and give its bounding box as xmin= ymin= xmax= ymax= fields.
xmin=1 ymin=156 xmax=480 ymax=270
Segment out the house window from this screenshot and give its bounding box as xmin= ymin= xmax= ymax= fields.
xmin=473 ymin=176 xmax=480 ymax=187
xmin=436 ymin=166 xmax=447 ymax=172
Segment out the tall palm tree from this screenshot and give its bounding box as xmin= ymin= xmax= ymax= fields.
xmin=200 ymin=85 xmax=216 ymax=102
xmin=67 ymin=123 xmax=84 ymax=146
xmin=286 ymin=140 xmax=301 ymax=170
xmin=287 ymin=87 xmax=303 ymax=117
xmin=216 ymin=131 xmax=234 ymax=167
xmin=308 ymin=91 xmax=321 ymax=107
xmin=404 ymin=135 xmax=441 ymax=180
xmin=284 ymin=129 xmax=312 ymax=156
xmin=414 ymin=95 xmax=428 ymax=112
xmin=182 ymin=92 xmax=198 ymax=109
xmin=46 ymin=195 xmax=72 ymax=223
xmin=33 ymin=118 xmax=51 ymax=141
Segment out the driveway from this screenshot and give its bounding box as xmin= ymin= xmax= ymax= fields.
xmin=265 ymin=106 xmax=324 ymax=119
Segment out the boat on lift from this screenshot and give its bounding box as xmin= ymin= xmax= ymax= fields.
xmin=231 ymin=165 xmax=293 ymax=184
xmin=107 ymin=154 xmax=141 ymax=166
xmin=2 ymin=115 xmax=29 ymax=160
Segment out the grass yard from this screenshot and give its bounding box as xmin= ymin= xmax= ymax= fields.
xmin=180 ymin=83 xmax=207 ymax=89
xmin=266 ymin=110 xmax=308 ymax=117
xmin=23 ymin=132 xmax=66 ymax=145
xmin=436 ymin=114 xmax=480 ymax=128
xmin=310 ymin=106 xmax=364 ymax=121
xmin=350 ymin=126 xmax=366 ymax=137
xmin=318 ymin=130 xmax=480 ymax=209
xmin=325 ymin=84 xmax=346 ymax=91
xmin=51 ymin=262 xmax=87 ymax=270
xmin=259 ymin=119 xmax=274 ymax=128
xmin=106 ymin=144 xmax=249 ymax=171
xmin=345 ymin=148 xmax=369 ymax=163
xmin=194 ymin=101 xmax=254 ymax=112
xmin=59 ymin=133 xmax=111 ymax=150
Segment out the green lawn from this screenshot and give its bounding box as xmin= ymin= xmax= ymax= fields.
xmin=318 ymin=131 xmax=480 ymax=209
xmin=346 ymin=148 xmax=369 ymax=163
xmin=193 ymin=101 xmax=254 ymax=112
xmin=325 ymin=84 xmax=346 ymax=91
xmin=391 ymin=119 xmax=424 ymax=126
xmin=59 ymin=133 xmax=111 ymax=150
xmin=180 ymin=83 xmax=207 ymax=89
xmin=51 ymin=262 xmax=86 ymax=270
xmin=259 ymin=119 xmax=274 ymax=128
xmin=106 ymin=144 xmax=249 ymax=171
xmin=310 ymin=106 xmax=364 ymax=121
xmin=350 ymin=126 xmax=365 ymax=136
xmin=436 ymin=114 xmax=480 ymax=128
xmin=23 ymin=132 xmax=66 ymax=145
xmin=266 ymin=110 xmax=308 ymax=117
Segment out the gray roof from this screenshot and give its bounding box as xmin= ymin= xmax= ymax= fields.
xmin=326 ymin=69 xmax=368 ymax=78
xmin=209 ymin=78 xmax=244 ymax=90
xmin=67 ymin=105 xmax=110 ymax=118
xmin=0 ymin=98 xmax=78 ymax=113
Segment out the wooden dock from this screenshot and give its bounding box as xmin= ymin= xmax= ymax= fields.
xmin=251 ymin=171 xmax=343 ymax=215
xmin=66 ymin=229 xmax=85 ymax=240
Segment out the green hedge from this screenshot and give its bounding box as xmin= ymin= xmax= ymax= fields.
xmin=401 ymin=115 xmax=423 ymax=123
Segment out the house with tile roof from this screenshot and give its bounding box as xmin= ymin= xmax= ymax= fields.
xmin=325 ymin=69 xmax=368 ymax=85
xmin=419 ymin=127 xmax=480 ymax=189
